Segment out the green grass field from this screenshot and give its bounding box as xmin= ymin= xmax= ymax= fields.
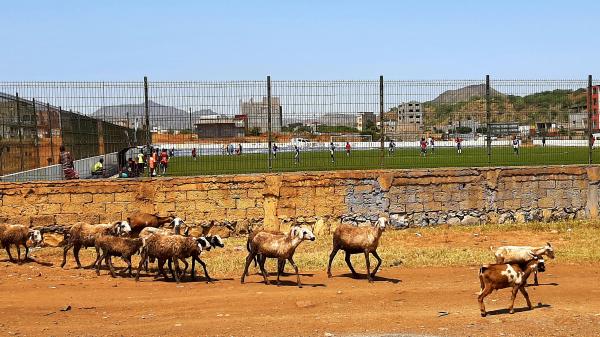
xmin=161 ymin=146 xmax=598 ymax=176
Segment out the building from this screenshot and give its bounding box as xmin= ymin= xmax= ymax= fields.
xmin=397 ymin=101 xmax=423 ymax=126
xmin=587 ymin=86 xmax=600 ymax=130
xmin=355 ymin=112 xmax=376 ymax=131
xmin=489 ymin=122 xmax=519 ymax=136
xmin=319 ymin=113 xmax=358 ymax=128
xmin=568 ymin=112 xmax=588 ymax=131
xmin=194 ymin=116 xmax=245 ymax=138
xmin=239 ymin=97 xmax=283 ymax=133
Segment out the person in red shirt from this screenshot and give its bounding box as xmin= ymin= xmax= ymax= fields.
xmin=345 ymin=142 xmax=351 ymax=156
xmin=455 ymin=136 xmax=463 ymax=154
xmin=149 ymin=153 xmax=157 ymax=177
xmin=420 ymin=137 xmax=427 ymax=156
xmin=160 ymin=149 xmax=169 ymax=175
xmin=192 ymin=147 xmax=197 ymax=160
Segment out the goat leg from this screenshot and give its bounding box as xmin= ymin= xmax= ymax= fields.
xmin=344 ymin=252 xmax=358 ymax=277
xmin=276 ymin=258 xmax=282 ymax=286
xmin=73 ymin=244 xmax=82 ymax=269
xmin=519 ymin=286 xmax=533 ymax=309
xmin=135 ymin=251 xmax=147 ymax=281
xmin=258 ymin=256 xmax=270 ymax=285
xmin=86 ymin=247 xmax=100 ymax=269
xmin=478 ymin=285 xmax=492 ymax=317
xmin=370 ymin=250 xmax=382 ymax=278
xmin=190 ymin=258 xmax=196 ymax=281
xmin=194 ymin=256 xmax=213 ymax=283
xmin=327 ymin=246 xmax=340 ymax=278
xmin=533 ymin=270 xmax=539 ymax=286
xmin=288 ymin=257 xmax=301 ymax=288
xmin=5 ymin=246 xmax=14 ymax=262
xmin=16 ymin=245 xmax=21 ymax=264
xmin=95 ymin=251 xmax=104 ymax=276
xmin=125 ymin=257 xmax=133 ymax=277
xmin=364 ymin=251 xmax=373 ymax=283
xmin=61 ymin=243 xmax=73 ymax=268
xmin=508 ymin=286 xmax=519 ymax=314
xmin=241 ymin=252 xmax=256 ymax=284
xmin=24 ymin=245 xmax=30 ymax=261
xmin=107 ymin=256 xmax=117 ymax=278
xmin=172 ymin=259 xmax=181 ymax=284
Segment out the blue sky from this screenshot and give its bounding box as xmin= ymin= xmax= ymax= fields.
xmin=1 ymin=0 xmax=599 ymax=80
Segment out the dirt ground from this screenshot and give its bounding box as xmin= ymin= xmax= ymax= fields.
xmin=1 ymin=249 xmax=599 ymax=337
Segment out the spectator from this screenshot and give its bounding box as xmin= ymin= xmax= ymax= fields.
xmin=128 ymin=157 xmax=137 ymax=177
xmin=272 ymin=144 xmax=278 ymax=158
xmin=420 ymin=137 xmax=427 ymax=157
xmin=59 ymin=145 xmax=79 ymax=180
xmin=345 ymin=142 xmax=351 ymax=156
xmin=149 ymin=152 xmax=157 ymax=177
xmin=170 ymin=147 xmax=175 ymax=157
xmin=388 ymin=139 xmax=395 ymax=155
xmin=294 ymin=145 xmax=300 ymax=164
xmin=222 ymin=144 xmax=227 ymax=155
xmin=513 ymin=136 xmax=520 ymax=155
xmin=228 ymin=144 xmax=234 ymax=156
xmin=160 ymin=149 xmax=169 ymax=175
xmin=455 ymin=136 xmax=462 ymax=154
xmin=542 ymin=135 xmax=546 ymax=147
xmin=238 ymin=143 xmax=243 ymax=155
xmin=91 ymin=158 xmax=104 ymax=178
xmin=330 ymin=142 xmax=336 ymax=163
xmin=137 ymin=152 xmax=145 ymax=175
xmin=428 ymin=136 xmax=435 ymax=153
xmin=192 ymin=147 xmax=197 ymax=160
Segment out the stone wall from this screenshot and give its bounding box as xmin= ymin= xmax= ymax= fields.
xmin=1 ymin=165 xmax=598 ymax=235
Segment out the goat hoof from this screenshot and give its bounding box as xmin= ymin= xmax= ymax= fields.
xmin=481 ymin=312 xmax=486 ymax=317
xmin=509 ymin=309 xmax=514 ymax=314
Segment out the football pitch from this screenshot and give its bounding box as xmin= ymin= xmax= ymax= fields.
xmin=162 ymin=146 xmax=598 ymax=176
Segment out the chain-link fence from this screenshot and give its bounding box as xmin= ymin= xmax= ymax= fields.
xmin=0 ymin=76 xmax=597 ymax=181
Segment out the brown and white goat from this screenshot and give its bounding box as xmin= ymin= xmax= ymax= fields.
xmin=478 ymin=257 xmax=545 ymax=317
xmin=0 ymin=224 xmax=43 ymax=263
xmin=94 ymin=235 xmax=143 ymax=277
xmin=245 ymin=228 xmax=286 ymax=276
xmin=241 ymin=226 xmax=315 ymax=288
xmin=61 ymin=221 xmax=131 ymax=269
xmin=327 ymin=216 xmax=388 ymax=283
xmin=492 ymin=243 xmax=554 ymax=285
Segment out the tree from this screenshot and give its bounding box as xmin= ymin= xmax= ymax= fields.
xmin=247 ymin=127 xmax=261 ymax=136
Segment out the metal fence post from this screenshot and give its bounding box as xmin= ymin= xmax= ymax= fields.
xmin=588 ymin=74 xmax=593 ymax=165
xmin=189 ymin=108 xmax=193 ymax=141
xmin=32 ymin=98 xmax=40 ymax=168
xmin=47 ymin=103 xmax=54 ymax=164
xmin=486 ymin=75 xmax=492 ymax=164
xmin=267 ymin=76 xmax=273 ymax=171
xmin=144 ymin=76 xmax=151 ymax=149
xmin=15 ymin=93 xmax=24 ymax=171
xmin=379 ymin=75 xmax=385 ymax=167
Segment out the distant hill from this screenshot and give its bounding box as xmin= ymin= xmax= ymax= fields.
xmin=431 ymin=84 xmax=504 ymax=103
xmin=91 ymin=100 xmax=216 ymax=130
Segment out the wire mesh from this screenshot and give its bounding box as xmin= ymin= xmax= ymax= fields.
xmin=0 ymin=77 xmax=597 ymax=181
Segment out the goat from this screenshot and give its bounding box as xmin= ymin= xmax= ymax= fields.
xmin=241 ymin=226 xmax=315 ymax=288
xmin=478 ymin=257 xmax=545 ymax=317
xmin=327 ymin=216 xmax=388 ymax=283
xmin=245 ymin=228 xmax=286 ymax=276
xmin=0 ymin=224 xmax=43 ymax=263
xmin=138 ymin=218 xmax=187 ymax=272
xmin=189 ymin=235 xmax=225 ymax=282
xmin=94 ymin=235 xmax=143 ymax=277
xmin=135 ymin=234 xmax=204 ymax=283
xmin=127 ymin=212 xmax=175 ymax=236
xmin=60 ymin=221 xmax=131 ymax=269
xmin=492 ymin=242 xmax=554 ymax=285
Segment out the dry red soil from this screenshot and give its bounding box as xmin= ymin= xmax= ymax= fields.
xmin=1 ymin=251 xmax=599 ymax=337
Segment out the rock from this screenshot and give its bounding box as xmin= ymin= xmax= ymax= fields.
xmin=461 ymin=215 xmax=479 ymax=226
xmin=324 ymin=333 xmax=334 ymax=337
xmin=514 ymin=212 xmax=526 ymax=223
xmin=313 ymin=218 xmax=329 ymax=235
xmin=295 ymin=300 xmax=315 ymax=308
xmin=447 ymin=217 xmax=461 ymax=225
xmin=60 ymin=305 xmax=71 ymax=312
xmin=42 ymin=233 xmax=64 ymax=247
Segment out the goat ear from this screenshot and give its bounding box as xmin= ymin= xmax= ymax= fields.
xmin=546 ymin=242 xmax=551 ymax=247
xmin=184 ymin=227 xmax=190 ymax=237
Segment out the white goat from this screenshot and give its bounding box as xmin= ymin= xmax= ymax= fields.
xmin=491 ymin=242 xmax=555 ymax=285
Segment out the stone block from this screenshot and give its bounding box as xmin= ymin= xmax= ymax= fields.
xmin=93 ymin=194 xmax=114 ymax=203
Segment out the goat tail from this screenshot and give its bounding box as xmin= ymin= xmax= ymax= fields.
xmin=478 ymin=266 xmax=487 ymax=295
xmin=489 ymin=246 xmax=495 ymax=253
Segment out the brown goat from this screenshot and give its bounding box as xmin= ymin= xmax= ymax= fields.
xmin=327 ymin=217 xmax=388 ymax=282
xmin=94 ymin=235 xmax=143 ymax=277
xmin=127 ymin=212 xmax=175 ymax=236
xmin=61 ymin=221 xmax=131 ymax=269
xmin=0 ymin=224 xmax=43 ymax=263
xmin=245 ymin=228 xmax=286 ymax=276
xmin=478 ymin=257 xmax=545 ymax=317
xmin=241 ymin=226 xmax=315 ymax=288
